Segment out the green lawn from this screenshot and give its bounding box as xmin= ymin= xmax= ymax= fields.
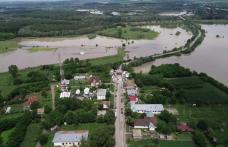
xmin=20 ymin=123 xmax=42 ymax=147
xmin=98 ymin=26 xmax=159 ymax=40
xmin=1 ymin=128 xmax=15 ymax=144
xmin=128 ymin=139 xmax=196 ymax=147
xmin=88 ymin=48 xmax=125 ymax=65
xmin=0 ymin=39 xmax=19 ymax=53
xmin=28 ymin=47 xmax=57 ymax=53
xmin=61 ymin=123 xmax=111 ymax=134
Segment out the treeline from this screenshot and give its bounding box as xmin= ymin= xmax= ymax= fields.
xmin=4 ymin=113 xmax=32 ymax=147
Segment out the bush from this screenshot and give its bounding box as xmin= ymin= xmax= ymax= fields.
xmin=38 ymin=134 xmax=48 ymax=145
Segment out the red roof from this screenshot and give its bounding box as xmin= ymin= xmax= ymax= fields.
xmin=129 ymin=96 xmax=137 ymax=101
xmin=26 ymin=96 xmax=38 ymax=106
xmin=177 ymin=122 xmax=193 ymax=132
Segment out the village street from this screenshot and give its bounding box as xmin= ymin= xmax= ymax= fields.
xmin=113 ymin=70 xmax=127 ymax=147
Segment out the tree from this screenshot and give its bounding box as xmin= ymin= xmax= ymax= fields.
xmin=197 ymin=120 xmax=208 ymax=131
xmin=64 ymin=111 xmax=78 ymax=125
xmin=89 ymin=126 xmax=115 ymax=147
xmin=193 ymin=131 xmax=206 ymax=147
xmin=30 ymin=101 xmax=41 ymax=110
xmin=103 ymin=111 xmax=115 ymax=124
xmin=8 ymin=65 xmax=18 ymax=78
xmin=38 ymin=134 xmax=48 ymax=145
xmin=0 ymin=90 xmax=4 ymax=104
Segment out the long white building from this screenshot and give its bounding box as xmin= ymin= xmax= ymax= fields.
xmin=131 ymin=104 xmax=164 ymax=114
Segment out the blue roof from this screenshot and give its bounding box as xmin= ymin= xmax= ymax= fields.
xmin=53 ymin=131 xmax=88 ymax=143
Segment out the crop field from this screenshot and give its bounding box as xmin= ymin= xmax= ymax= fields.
xmin=98 ymin=26 xmax=159 ymax=40
xmin=168 ymin=76 xmax=228 ymax=104
xmin=128 ymin=139 xmax=196 ymax=147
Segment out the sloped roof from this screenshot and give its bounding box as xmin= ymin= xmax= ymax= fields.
xmin=131 ymin=104 xmax=164 ymax=112
xmin=177 ymin=122 xmax=193 ymax=132
xmin=134 ymin=117 xmax=157 ymax=126
xmin=53 ymin=131 xmax=89 ymax=143
xmin=97 ymin=89 xmax=107 ymax=96
xmin=27 ymin=96 xmax=38 ymax=106
xmin=129 ymin=96 xmax=137 ymax=101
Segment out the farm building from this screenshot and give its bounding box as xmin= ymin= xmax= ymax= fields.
xmin=97 ymin=89 xmax=107 ymax=100
xmin=131 ymin=104 xmax=164 ymax=114
xmin=53 ymin=131 xmax=89 ymax=147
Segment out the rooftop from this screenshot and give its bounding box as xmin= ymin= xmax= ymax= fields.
xmin=131 ymin=104 xmax=164 ymax=112
xmin=97 ymin=89 xmax=107 ymax=96
xmin=53 ymin=131 xmax=89 ymax=143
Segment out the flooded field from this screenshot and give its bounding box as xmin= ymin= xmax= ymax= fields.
xmin=126 ymin=26 xmax=192 ymax=59
xmin=0 ymin=26 xmax=191 ymax=72
xmin=134 ymin=25 xmax=228 ymax=86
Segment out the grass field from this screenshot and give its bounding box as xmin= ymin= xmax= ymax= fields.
xmin=1 ymin=128 xmax=15 ymax=144
xmin=88 ymin=48 xmax=125 ymax=65
xmin=20 ymin=123 xmax=42 ymax=147
xmin=28 ymin=47 xmax=57 ymax=53
xmin=128 ymin=139 xmax=196 ymax=147
xmin=0 ymin=39 xmax=19 ymax=53
xmin=168 ymin=76 xmax=228 ymax=104
xmin=98 ymin=26 xmax=159 ymax=40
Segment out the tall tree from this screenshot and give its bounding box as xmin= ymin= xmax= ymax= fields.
xmin=8 ymin=65 xmax=18 ymax=78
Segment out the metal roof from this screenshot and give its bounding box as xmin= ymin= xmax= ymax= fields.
xmin=53 ymin=131 xmax=88 ymax=143
xmin=97 ymin=89 xmax=107 ymax=96
xmin=131 ymin=104 xmax=164 ymax=112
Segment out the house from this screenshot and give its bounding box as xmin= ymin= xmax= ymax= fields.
xmin=37 ymin=108 xmax=45 ymax=115
xmin=134 ymin=117 xmax=157 ymax=131
xmin=127 ymin=88 xmax=138 ymax=96
xmin=97 ymin=110 xmax=107 ymax=116
xmin=26 ymin=96 xmax=38 ymax=106
xmin=60 ymin=92 xmax=71 ymax=98
xmin=177 ymin=122 xmax=193 ymax=132
xmin=129 ymin=96 xmax=138 ymax=105
xmin=5 ymin=107 xmax=11 ymax=114
xmin=53 ymin=131 xmax=89 ymax=147
xmin=97 ymin=89 xmax=107 ymax=100
xmin=131 ymin=104 xmax=164 ymax=114
xmin=61 ymin=79 xmax=70 ymax=91
xmin=89 ymin=76 xmax=101 ymax=87
xmin=74 ymin=75 xmax=86 ymax=81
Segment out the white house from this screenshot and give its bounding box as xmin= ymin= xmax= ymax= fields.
xmin=131 ymin=104 xmax=164 ymax=114
xmin=74 ymin=75 xmax=86 ymax=81
xmin=5 ymin=107 xmax=11 ymax=114
xmin=52 ymin=131 xmax=88 ymax=147
xmin=97 ymin=89 xmax=107 ymax=100
xmin=60 ymin=92 xmax=71 ymax=98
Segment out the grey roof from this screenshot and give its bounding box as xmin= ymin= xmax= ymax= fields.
xmin=131 ymin=104 xmax=164 ymax=113
xmin=127 ymin=89 xmax=137 ymax=96
xmin=97 ymin=89 xmax=107 ymax=96
xmin=53 ymin=131 xmax=88 ymax=143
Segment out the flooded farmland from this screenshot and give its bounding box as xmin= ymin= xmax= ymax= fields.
xmin=0 ymin=26 xmax=191 ymax=72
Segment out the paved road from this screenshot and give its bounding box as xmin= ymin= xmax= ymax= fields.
xmin=114 ymin=74 xmax=127 ymax=147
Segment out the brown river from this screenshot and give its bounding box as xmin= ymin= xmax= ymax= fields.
xmin=134 ymin=25 xmax=228 ymax=86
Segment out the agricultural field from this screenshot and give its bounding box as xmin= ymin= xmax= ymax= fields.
xmin=98 ymin=26 xmax=159 ymax=40
xmin=20 ymin=123 xmax=42 ymax=147
xmin=168 ymin=76 xmax=228 ymax=104
xmin=128 ymin=139 xmax=196 ymax=147
xmin=176 ymin=104 xmax=228 ymax=144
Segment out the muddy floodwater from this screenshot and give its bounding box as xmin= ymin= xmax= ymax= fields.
xmin=134 ymin=25 xmax=228 ymax=86
xmin=126 ymin=26 xmax=192 ymax=59
xmin=0 ymin=26 xmax=191 ymax=72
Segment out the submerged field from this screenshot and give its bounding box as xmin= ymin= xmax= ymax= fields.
xmin=98 ymin=26 xmax=159 ymax=40
xmin=0 ymin=39 xmax=20 ymax=53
